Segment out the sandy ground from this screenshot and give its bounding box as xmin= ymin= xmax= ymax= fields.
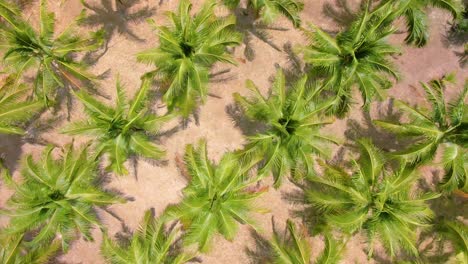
xmin=0 ymin=0 xmax=467 ymax=263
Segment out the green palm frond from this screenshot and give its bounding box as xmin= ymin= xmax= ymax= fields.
xmin=0 ymin=76 xmax=42 ymax=135
xmin=436 ymin=220 xmax=468 ymax=264
xmin=101 ymin=209 xmax=196 ymax=264
xmin=304 ymin=139 xmax=439 ymax=259
xmin=0 ymin=233 xmax=60 ymax=264
xmin=247 ymin=219 xmax=344 ymax=264
xmin=63 ymin=78 xmax=170 ymax=175
xmin=0 ymin=0 xmax=104 ymax=106
xmin=269 ymin=219 xmax=342 ymax=264
xmin=1 ymin=144 xmax=124 ymax=251
xmin=222 ymin=0 xmax=304 ymax=27
xmin=382 ymin=0 xmax=464 ymax=47
xmin=253 ymin=0 xmax=304 ymax=27
xmin=234 ymin=70 xmax=338 ymax=187
xmin=0 ymin=0 xmax=19 ymax=25
xmin=164 ymin=139 xmax=266 ymax=252
xmin=297 ymin=4 xmax=400 ymax=116
xmin=137 ymin=0 xmax=241 ymax=117
xmin=375 ymin=75 xmax=468 ymax=193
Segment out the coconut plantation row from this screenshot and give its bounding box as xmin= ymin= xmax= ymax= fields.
xmin=0 ymin=0 xmax=466 ymax=263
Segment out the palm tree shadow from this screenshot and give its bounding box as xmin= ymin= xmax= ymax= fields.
xmin=225 ymin=103 xmax=267 ymax=136
xmin=245 ymin=226 xmax=275 ymax=263
xmin=322 ymin=0 xmax=363 ymax=28
xmin=233 ymin=7 xmax=288 ymax=61
xmin=0 ymin=134 xmax=23 ymax=173
xmin=454 ymin=48 xmax=467 ymax=68
xmin=344 ymin=99 xmax=411 ymax=152
xmin=279 ymin=42 xmax=305 ymax=82
xmin=0 ymin=108 xmax=64 ymax=173
xmin=418 ymin=172 xmax=468 ymax=220
xmin=80 ymin=0 xmax=156 ymax=62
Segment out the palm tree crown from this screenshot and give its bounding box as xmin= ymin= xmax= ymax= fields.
xmin=297 ymin=2 xmax=400 ymax=116
xmin=234 ymin=70 xmax=338 ymax=187
xmin=375 ymin=75 xmax=468 ymax=193
xmin=1 ymin=144 xmax=124 ymax=251
xmin=165 ymin=139 xmax=267 ymax=252
xmin=101 ymin=209 xmax=195 ymax=264
xmin=0 ymin=76 xmax=42 ymax=135
xmin=0 ymin=0 xmax=104 ymax=106
xmin=137 ymin=0 xmax=242 ymax=117
xmin=63 ymin=78 xmax=170 ymax=175
xmin=222 ymin=0 xmax=304 ymax=27
xmin=305 ymin=139 xmax=440 ymax=258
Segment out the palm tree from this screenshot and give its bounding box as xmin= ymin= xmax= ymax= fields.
xmin=164 ymin=139 xmax=267 ymax=252
xmin=0 ymin=0 xmax=104 ymax=106
xmin=0 ymin=144 xmax=124 ymax=251
xmin=62 ymin=78 xmax=170 ymax=175
xmin=101 ymin=209 xmax=195 ymax=264
xmin=297 ymin=1 xmax=400 ymax=116
xmin=136 ymin=0 xmax=242 ymax=118
xmin=304 ymin=139 xmax=440 ymax=259
xmin=380 ymin=0 xmax=463 ymax=47
xmin=266 ymin=219 xmax=342 ymax=264
xmin=234 ymin=70 xmax=338 ymax=187
xmin=0 ymin=76 xmax=42 ymax=135
xmin=0 ymin=233 xmax=60 ymax=264
xmin=375 ymin=74 xmax=468 ymax=193
xmin=222 ymin=0 xmax=304 ymax=27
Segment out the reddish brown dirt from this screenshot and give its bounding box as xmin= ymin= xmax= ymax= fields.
xmin=0 ymin=0 xmax=466 ymax=263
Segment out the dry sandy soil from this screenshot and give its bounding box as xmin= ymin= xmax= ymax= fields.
xmin=0 ymin=0 xmax=467 ymax=263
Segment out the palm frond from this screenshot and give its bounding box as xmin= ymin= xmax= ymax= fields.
xmin=0 ymin=77 xmax=42 ymax=135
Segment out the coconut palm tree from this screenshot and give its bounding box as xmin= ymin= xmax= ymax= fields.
xmin=0 ymin=0 xmax=104 ymax=106
xmin=380 ymin=0 xmax=463 ymax=47
xmin=0 ymin=144 xmax=124 ymax=251
xmin=62 ymin=78 xmax=170 ymax=175
xmin=265 ymin=219 xmax=342 ymax=264
xmin=222 ymin=0 xmax=304 ymax=27
xmin=304 ymin=139 xmax=440 ymax=259
xmin=0 ymin=76 xmax=42 ymax=135
xmin=0 ymin=233 xmax=60 ymax=264
xmin=101 ymin=209 xmax=195 ymax=264
xmin=375 ymin=75 xmax=468 ymax=193
xmin=137 ymin=0 xmax=242 ymax=118
xmin=234 ymin=70 xmax=338 ymax=187
xmin=297 ymin=1 xmax=400 ymax=116
xmin=164 ymin=139 xmax=267 ymax=252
